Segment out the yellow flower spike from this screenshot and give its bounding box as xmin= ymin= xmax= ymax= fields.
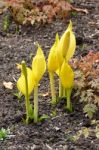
xmin=57 ymin=21 xmax=76 ymax=66
xmin=32 ymin=44 xmax=46 ymax=84
xmin=48 ymin=33 xmax=59 ymax=72
xmin=17 ymin=66 xmax=35 ymax=96
xmin=60 ymin=60 xmax=74 ymax=89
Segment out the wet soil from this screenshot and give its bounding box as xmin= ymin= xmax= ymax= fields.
xmin=0 ymin=0 xmax=99 ymax=149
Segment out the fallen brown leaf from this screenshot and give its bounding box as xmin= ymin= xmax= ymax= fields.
xmin=72 ymin=6 xmax=88 ymax=14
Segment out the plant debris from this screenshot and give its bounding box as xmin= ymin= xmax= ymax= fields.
xmin=2 ymin=0 xmax=88 ymax=25
xmin=3 ymin=81 xmax=13 ymax=89
xmin=72 ymin=51 xmax=99 ymax=118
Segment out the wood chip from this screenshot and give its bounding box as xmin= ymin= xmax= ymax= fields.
xmin=3 ymin=81 xmax=13 ymax=89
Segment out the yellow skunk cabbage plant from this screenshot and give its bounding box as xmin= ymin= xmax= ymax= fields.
xmin=17 ymin=61 xmax=35 ymax=124
xmin=57 ymin=21 xmax=76 ymax=99
xmin=16 ymin=20 xmax=76 ymax=124
xmin=17 ymin=44 xmax=47 ymax=124
xmin=48 ymin=33 xmax=59 ymax=104
xmin=32 ymin=43 xmax=46 ymax=123
xmin=60 ymin=60 xmax=74 ymax=112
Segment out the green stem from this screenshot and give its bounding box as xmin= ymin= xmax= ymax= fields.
xmin=25 ymin=95 xmax=29 ymax=124
xmin=59 ymin=67 xmax=63 ymax=97
xmin=34 ymin=84 xmax=38 ymax=123
xmin=66 ymin=88 xmax=72 ymax=112
xmin=49 ymin=72 xmax=56 ymax=105
xmin=59 ymin=79 xmax=63 ymax=97
xmin=22 ymin=61 xmax=30 ymax=124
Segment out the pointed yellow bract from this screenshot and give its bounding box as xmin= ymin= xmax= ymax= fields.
xmin=68 ymin=20 xmax=72 ymax=31
xmin=48 ymin=33 xmax=59 ymax=72
xmin=65 ymin=31 xmax=76 ymax=61
xmin=62 ymin=31 xmax=70 ymax=58
xmin=32 ymin=44 xmax=46 ymax=83
xmin=60 ymin=60 xmax=74 ymax=88
xmin=17 ymin=67 xmax=35 ymax=96
xmin=57 ymin=21 xmax=76 ymax=66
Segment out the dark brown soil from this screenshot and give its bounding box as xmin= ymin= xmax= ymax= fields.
xmin=0 ymin=0 xmax=99 ymax=149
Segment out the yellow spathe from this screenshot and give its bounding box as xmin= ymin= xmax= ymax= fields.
xmin=32 ymin=44 xmax=46 ymax=83
xmin=60 ymin=60 xmax=74 ymax=88
xmin=65 ymin=31 xmax=76 ymax=61
xmin=48 ymin=33 xmax=59 ymax=72
xmin=57 ymin=21 xmax=76 ymax=66
xmin=17 ymin=67 xmax=35 ymax=96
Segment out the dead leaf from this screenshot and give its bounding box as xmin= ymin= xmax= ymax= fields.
xmin=3 ymin=81 xmax=13 ymax=89
xmin=3 ymin=0 xmax=89 ymax=24
xmin=72 ymin=6 xmax=88 ymax=14
xmin=58 ymin=1 xmax=72 ymax=11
